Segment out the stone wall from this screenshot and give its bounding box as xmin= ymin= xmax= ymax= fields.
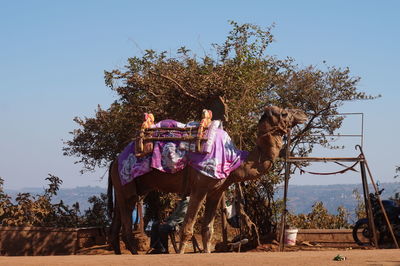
xmin=0 ymin=226 xmax=106 ymax=255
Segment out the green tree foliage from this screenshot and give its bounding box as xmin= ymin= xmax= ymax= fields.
xmin=287 ymin=201 xmax=351 ymax=229
xmin=0 ymin=176 xmax=110 ymax=227
xmin=81 ymin=193 xmax=110 ymax=227
xmin=63 ymin=22 xmax=377 ymax=234
xmin=353 ymin=188 xmax=366 ymax=220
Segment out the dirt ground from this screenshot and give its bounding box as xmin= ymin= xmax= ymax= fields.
xmin=0 ymin=249 xmax=399 ymax=266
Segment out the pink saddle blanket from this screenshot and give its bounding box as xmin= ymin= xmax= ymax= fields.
xmin=118 ymin=120 xmax=248 ymax=185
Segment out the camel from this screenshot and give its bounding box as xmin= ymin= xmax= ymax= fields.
xmin=107 ymin=106 xmax=307 ymax=254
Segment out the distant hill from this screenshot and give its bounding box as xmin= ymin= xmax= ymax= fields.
xmin=275 ymin=182 xmax=400 ymax=221
xmin=5 ymin=186 xmax=106 ymax=212
xmin=5 ymin=182 xmax=399 ymax=219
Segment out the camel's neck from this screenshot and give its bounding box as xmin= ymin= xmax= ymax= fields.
xmin=230 ymin=133 xmax=283 ymax=183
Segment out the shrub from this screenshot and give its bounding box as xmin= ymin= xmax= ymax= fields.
xmin=0 ymin=175 xmax=109 ymax=228
xmin=286 ymin=201 xmax=351 ymax=229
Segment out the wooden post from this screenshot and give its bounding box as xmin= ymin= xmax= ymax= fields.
xmin=279 ymin=130 xmax=292 ymax=252
xmin=235 ymin=183 xmax=243 ymax=239
xmin=137 ymin=200 xmax=145 ymax=235
xmin=360 ymin=161 xmax=379 ymax=248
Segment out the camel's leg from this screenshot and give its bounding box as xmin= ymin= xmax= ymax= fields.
xmin=119 ymin=197 xmax=138 ymax=255
xmin=201 ymin=191 xmax=223 ymax=253
xmin=178 ymin=191 xmax=207 ymax=254
xmin=110 ymin=159 xmax=139 ymax=255
xmin=109 ymin=200 xmax=122 ymax=254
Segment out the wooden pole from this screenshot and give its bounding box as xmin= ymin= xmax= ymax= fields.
xmin=279 ymin=130 xmax=292 ymax=252
xmin=360 ymin=161 xmax=379 ymax=248
xmin=236 ymin=183 xmax=243 ymax=238
xmin=137 ymin=200 xmax=145 ymax=235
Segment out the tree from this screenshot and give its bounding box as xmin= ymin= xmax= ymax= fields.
xmin=287 ymin=201 xmax=351 ymax=229
xmin=63 ymin=21 xmax=377 ymax=235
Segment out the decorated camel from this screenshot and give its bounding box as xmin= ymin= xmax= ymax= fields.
xmin=107 ymin=106 xmax=307 ymax=254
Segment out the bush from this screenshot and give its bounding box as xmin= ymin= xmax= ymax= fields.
xmin=286 ymin=201 xmax=351 ymax=229
xmin=0 ymin=175 xmax=109 ymax=228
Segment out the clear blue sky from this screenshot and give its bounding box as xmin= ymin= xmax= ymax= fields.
xmin=1 ymin=0 xmax=399 ymax=189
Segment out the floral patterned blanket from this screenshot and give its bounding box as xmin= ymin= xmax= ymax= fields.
xmin=118 ymin=120 xmax=248 ymax=186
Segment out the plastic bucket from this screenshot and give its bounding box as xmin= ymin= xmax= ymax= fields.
xmin=284 ymin=228 xmax=298 ymax=246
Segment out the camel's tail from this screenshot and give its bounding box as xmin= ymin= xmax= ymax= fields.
xmin=107 ymin=161 xmax=114 ymax=219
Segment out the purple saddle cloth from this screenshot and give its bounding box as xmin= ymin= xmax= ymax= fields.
xmin=118 ymin=120 xmax=248 ymax=186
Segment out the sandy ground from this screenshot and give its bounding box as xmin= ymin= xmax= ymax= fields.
xmin=0 ymin=249 xmax=399 ymax=266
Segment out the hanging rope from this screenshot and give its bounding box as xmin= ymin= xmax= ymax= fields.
xmin=296 ymin=160 xmax=360 ymax=176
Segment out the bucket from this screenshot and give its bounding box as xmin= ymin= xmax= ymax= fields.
xmin=284 ymin=228 xmax=298 ymax=246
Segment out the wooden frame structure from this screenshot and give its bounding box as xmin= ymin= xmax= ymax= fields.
xmin=278 ymin=124 xmax=399 ymax=251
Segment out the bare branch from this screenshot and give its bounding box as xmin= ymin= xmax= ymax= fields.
xmin=148 ymin=70 xmax=201 ymax=100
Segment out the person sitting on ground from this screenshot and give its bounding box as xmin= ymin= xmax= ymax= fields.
xmin=148 ymin=196 xmax=190 ymax=254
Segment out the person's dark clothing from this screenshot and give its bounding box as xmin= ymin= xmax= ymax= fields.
xmin=149 ymin=197 xmax=189 ymax=254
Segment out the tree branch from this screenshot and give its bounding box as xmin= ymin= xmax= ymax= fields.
xmin=148 ymin=70 xmax=201 ymax=100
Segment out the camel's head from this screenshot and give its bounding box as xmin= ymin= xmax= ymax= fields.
xmin=257 ymin=106 xmax=307 ymax=158
xmin=258 ymin=106 xmax=307 ymax=136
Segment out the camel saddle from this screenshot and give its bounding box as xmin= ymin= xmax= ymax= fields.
xmin=135 ymin=110 xmax=217 ymax=157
